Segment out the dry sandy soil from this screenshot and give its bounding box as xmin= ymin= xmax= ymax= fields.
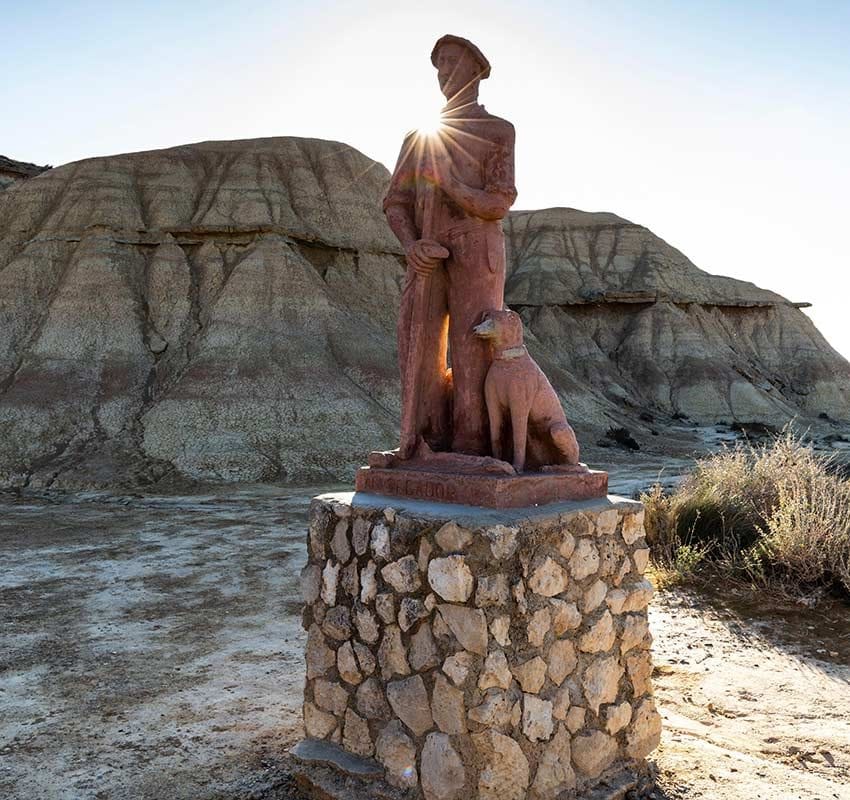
xmin=1 ymin=487 xmax=849 ymax=800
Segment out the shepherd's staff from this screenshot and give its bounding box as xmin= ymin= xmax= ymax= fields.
xmin=398 ymin=154 xmax=449 ymax=459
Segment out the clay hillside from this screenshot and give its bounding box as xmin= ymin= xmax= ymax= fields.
xmin=0 ymin=137 xmax=848 ymax=488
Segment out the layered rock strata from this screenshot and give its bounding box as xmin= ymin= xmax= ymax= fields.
xmin=0 ymin=137 xmax=847 ymax=487
xmin=299 ymin=493 xmax=661 ymax=799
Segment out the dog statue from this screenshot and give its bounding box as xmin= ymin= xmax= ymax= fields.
xmin=473 ymin=309 xmax=580 ymax=473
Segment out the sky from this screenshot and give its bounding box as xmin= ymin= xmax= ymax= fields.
xmin=3 ymin=0 xmax=849 ymax=359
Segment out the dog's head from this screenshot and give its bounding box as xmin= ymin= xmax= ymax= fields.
xmin=472 ymin=308 xmax=524 ymax=348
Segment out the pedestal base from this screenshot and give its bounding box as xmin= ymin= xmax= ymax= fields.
xmin=299 ymin=492 xmax=661 ymax=799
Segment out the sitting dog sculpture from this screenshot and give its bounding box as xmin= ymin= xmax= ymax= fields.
xmin=473 ymin=309 xmax=580 ymax=473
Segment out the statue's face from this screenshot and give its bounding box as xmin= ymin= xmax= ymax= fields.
xmin=435 ymin=42 xmax=482 ymax=102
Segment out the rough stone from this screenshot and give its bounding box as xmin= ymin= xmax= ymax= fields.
xmin=322 ymin=605 xmax=352 ymax=641
xmin=527 ymin=608 xmax=551 ymax=647
xmin=475 ymin=573 xmax=510 ymax=607
xmin=468 ymin=689 xmax=513 ymax=728
xmin=304 ymin=701 xmax=337 ymax=739
xmin=598 ymin=538 xmax=626 ymax=577
xmin=522 ymin=694 xmax=554 ymax=742
xmin=582 ymin=579 xmax=608 ymax=614
xmin=478 ymin=649 xmax=512 ymax=691
xmin=582 ymin=655 xmax=623 ymax=713
xmin=547 ymin=639 xmax=577 ymax=685
xmin=621 ymin=510 xmax=646 ymax=545
xmin=301 ymin=564 xmax=322 ymax=605
xmin=569 ymin=539 xmax=600 ymax=580
xmin=309 ymin=515 xmax=328 ymax=561
xmin=512 ymin=579 xmax=528 ymax=614
xmin=381 ymin=556 xmax=421 ymax=593
xmin=606 ymin=588 xmax=627 ymax=615
xmin=633 ymin=547 xmax=650 ymax=574
xmin=360 ymin=561 xmax=378 ymax=604
xmin=409 ymin=622 xmax=439 ymax=671
xmin=550 ymin=599 xmax=582 ymax=635
xmin=531 ymin=724 xmax=576 ymax=799
xmin=387 ymin=674 xmax=433 ymax=736
xmin=378 ymin=625 xmax=410 ymax=679
xmin=428 ymin=555 xmax=474 ymax=602
xmin=321 ymin=560 xmax=340 ymax=606
xmin=605 ymin=700 xmax=633 ymax=734
xmin=371 ymin=522 xmax=391 ymax=561
xmin=622 ymin=578 xmax=654 ymax=613
xmin=626 ymin=649 xmax=654 ymax=697
xmin=558 ymin=531 xmax=576 ymax=560
xmin=353 ymin=605 xmax=380 ymax=644
xmin=434 ymin=521 xmax=473 ymax=552
xmin=398 ymin=597 xmax=428 ymax=632
xmin=424 ymin=592 xmax=437 ymax=611
xmin=418 ymin=538 xmax=433 ymax=572
xmin=375 ymin=593 xmax=395 ymax=624
xmin=490 ymin=615 xmax=511 ymax=647
xmin=353 ymin=641 xmax=376 ymax=676
xmin=552 ymin=684 xmax=570 ymax=720
xmin=442 ymin=651 xmax=474 ymax=687
xmin=485 ymin=525 xmax=519 ymax=560
xmin=375 ymin=721 xmax=418 ymax=790
xmin=352 ymin=517 xmax=371 ymax=556
xmin=306 ymin=624 xmax=336 ymax=680
xmin=342 ymin=708 xmax=373 ymax=757
xmin=331 ymin=519 xmax=351 ymax=563
xmin=474 ymin=730 xmax=530 ymax=800
xmin=621 ymin=614 xmax=651 ymax=654
xmin=337 ymin=641 xmax=363 ymax=685
xmin=432 ymin=673 xmax=467 ymax=734
xmin=438 ymin=605 xmax=488 ymax=655
xmin=528 ymin=557 xmax=569 ymax=597
xmin=579 ymin=610 xmax=616 ymax=653
xmin=565 ymin=705 xmax=586 ymax=733
xmin=355 ymin=677 xmax=391 ymax=720
xmin=572 ymin=730 xmax=618 ymax=778
xmin=313 ymin=678 xmax=349 ymax=716
xmin=626 ymin=698 xmax=662 ymax=759
xmin=596 ymin=508 xmax=620 ymax=536
xmin=341 ymin=560 xmax=359 ymax=600
xmin=615 ymin=556 xmax=632 ymax=586
xmin=421 ymin=732 xmax=465 ymax=800
xmin=511 ymin=656 xmax=547 ymax=694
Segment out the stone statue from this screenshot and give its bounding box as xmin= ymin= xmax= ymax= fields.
xmin=384 ymin=34 xmax=517 ymax=459
xmin=359 ymin=34 xmax=606 ymax=507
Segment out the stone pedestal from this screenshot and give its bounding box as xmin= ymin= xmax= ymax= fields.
xmin=295 ymin=491 xmax=661 ymax=800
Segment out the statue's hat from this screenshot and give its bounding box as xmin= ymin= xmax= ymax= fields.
xmin=430 ymin=34 xmax=491 ymax=79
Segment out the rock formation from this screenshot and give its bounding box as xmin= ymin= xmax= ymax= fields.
xmin=0 ymin=137 xmax=847 ymax=488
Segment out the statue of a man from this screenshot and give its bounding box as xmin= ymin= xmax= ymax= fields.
xmin=384 ymin=34 xmax=517 ymax=458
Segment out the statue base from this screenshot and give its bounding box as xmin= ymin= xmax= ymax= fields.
xmin=355 ymin=448 xmax=608 ymax=508
xmin=296 ymin=491 xmax=661 ymax=800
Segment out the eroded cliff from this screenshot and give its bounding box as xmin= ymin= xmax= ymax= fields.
xmin=0 ymin=137 xmax=846 ymax=488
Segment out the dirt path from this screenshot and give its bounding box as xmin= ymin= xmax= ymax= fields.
xmin=1 ymin=489 xmax=848 ymax=799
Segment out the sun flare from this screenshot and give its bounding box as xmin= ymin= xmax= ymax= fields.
xmin=415 ymin=111 xmax=444 ymax=137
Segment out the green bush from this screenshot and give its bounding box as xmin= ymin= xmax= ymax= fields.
xmin=642 ymin=431 xmax=850 ymax=596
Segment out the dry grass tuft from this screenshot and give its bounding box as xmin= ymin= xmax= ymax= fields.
xmin=642 ymin=430 xmax=850 ymax=597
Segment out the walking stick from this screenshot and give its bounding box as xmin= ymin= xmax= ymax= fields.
xmin=398 ymin=177 xmax=448 ymax=459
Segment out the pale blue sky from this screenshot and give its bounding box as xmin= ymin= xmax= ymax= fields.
xmin=3 ymin=0 xmax=849 ymax=358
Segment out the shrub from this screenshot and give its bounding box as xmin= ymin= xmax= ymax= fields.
xmin=642 ymin=430 xmax=850 ymax=597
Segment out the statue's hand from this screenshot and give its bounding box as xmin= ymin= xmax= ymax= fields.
xmin=406 ymin=239 xmax=448 ymax=277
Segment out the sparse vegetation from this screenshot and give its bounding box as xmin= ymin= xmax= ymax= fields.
xmin=642 ymin=430 xmax=850 ymax=598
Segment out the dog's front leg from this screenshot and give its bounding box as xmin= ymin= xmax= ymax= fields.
xmin=486 ymin=386 xmax=504 ymax=461
xmin=510 ymin=404 xmax=530 ymax=473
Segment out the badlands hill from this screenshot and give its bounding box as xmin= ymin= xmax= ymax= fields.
xmin=0 ymin=137 xmax=847 ymax=488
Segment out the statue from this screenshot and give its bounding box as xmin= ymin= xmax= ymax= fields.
xmin=384 ymin=34 xmax=516 ymax=459
xmin=357 ymin=34 xmax=607 ymax=507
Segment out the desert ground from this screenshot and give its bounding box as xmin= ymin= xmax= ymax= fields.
xmin=1 ymin=485 xmax=849 ymax=800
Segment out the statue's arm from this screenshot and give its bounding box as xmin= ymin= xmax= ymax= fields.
xmin=384 ymin=202 xmax=418 ymax=251
xmin=440 ymin=123 xmax=517 ymax=221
